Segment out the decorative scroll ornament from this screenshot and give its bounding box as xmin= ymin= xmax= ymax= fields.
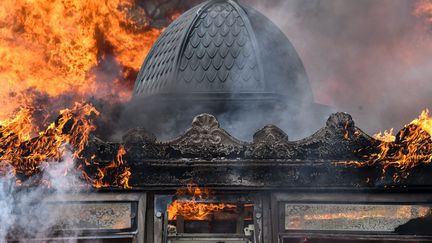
xmin=89 ymin=112 xmax=374 ymax=161
xmin=167 ymin=114 xmax=245 ymax=158
xmin=293 ymin=112 xmax=375 ymax=160
xmin=246 ymin=125 xmax=299 ymax=159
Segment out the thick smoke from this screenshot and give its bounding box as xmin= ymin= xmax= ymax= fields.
xmin=243 ymin=0 xmax=432 ymax=135
xmin=111 ymin=0 xmax=432 ymax=142
xmin=0 ymin=151 xmax=85 ymax=241
xmin=7 ymin=0 xmax=432 ymax=141
xmin=110 ymin=0 xmax=335 ymax=142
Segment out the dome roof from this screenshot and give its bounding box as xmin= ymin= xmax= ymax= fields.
xmin=133 ymin=0 xmax=313 ymax=103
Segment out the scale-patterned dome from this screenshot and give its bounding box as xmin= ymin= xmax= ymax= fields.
xmin=133 ymin=0 xmax=313 ymax=103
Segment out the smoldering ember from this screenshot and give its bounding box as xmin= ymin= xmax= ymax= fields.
xmin=1 ymin=0 xmax=432 ymax=242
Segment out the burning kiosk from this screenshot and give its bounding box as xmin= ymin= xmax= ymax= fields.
xmin=4 ymin=0 xmax=432 ymax=242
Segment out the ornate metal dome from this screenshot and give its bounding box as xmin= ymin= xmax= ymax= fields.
xmin=133 ymin=0 xmax=313 ymax=103
xmin=123 ymin=0 xmax=331 ymax=140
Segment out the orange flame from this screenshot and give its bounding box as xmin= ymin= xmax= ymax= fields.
xmin=88 ymin=145 xmax=132 ymax=189
xmin=0 ymin=102 xmax=98 ymax=179
xmin=0 ymin=101 xmax=132 ymax=189
xmin=373 ymin=128 xmax=396 ymax=143
xmin=356 ymin=109 xmax=432 ymax=180
xmin=0 ymin=0 xmax=162 ymax=119
xmin=0 ymin=0 xmax=172 ymax=189
xmin=415 ymin=0 xmax=432 ymax=24
xmin=167 ymin=184 xmax=236 ymax=221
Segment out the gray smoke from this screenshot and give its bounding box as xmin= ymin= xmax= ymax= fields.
xmin=92 ymin=0 xmax=432 ymax=143
xmin=242 ymin=0 xmax=432 ymax=135
xmin=0 ymin=151 xmax=84 ymax=241
xmin=110 ymin=0 xmax=335 ymax=142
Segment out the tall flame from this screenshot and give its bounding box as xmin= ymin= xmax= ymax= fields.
xmin=0 ymin=0 xmax=162 ymax=119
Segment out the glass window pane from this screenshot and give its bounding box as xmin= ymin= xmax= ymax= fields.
xmin=284 ymin=203 xmax=431 ymax=232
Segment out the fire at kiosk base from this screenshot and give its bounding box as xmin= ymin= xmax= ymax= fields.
xmin=5 ymin=112 xmax=432 ymax=243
